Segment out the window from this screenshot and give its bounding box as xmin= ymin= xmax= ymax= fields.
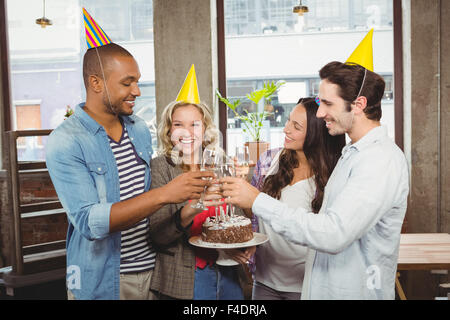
xmin=6 ymin=0 xmax=156 ymax=160
xmin=383 ymin=75 xmax=394 ymax=100
xmin=309 ymin=78 xmax=320 ymax=96
xmin=225 ymin=0 xmax=393 ymax=36
xmin=133 ymin=83 xmax=157 ymax=148
xmin=131 ymin=0 xmax=154 ymax=41
xmin=224 ymin=0 xmax=395 ymax=152
xmin=86 ymin=0 xmax=153 ymax=42
xmin=13 ymin=101 xmax=45 ymax=161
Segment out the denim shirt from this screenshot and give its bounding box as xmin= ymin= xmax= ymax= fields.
xmin=252 ymin=126 xmax=409 ymax=299
xmin=45 ymin=103 xmax=153 ymax=300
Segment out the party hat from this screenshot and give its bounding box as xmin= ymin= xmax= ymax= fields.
xmin=83 ymin=8 xmax=112 ymax=49
xmin=346 ymin=28 xmax=374 ymax=71
xmin=176 ymin=64 xmax=200 ymax=104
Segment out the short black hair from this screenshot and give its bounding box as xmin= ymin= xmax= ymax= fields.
xmin=82 ymin=43 xmax=133 ymax=89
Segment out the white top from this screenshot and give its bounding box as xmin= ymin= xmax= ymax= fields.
xmin=255 ymin=177 xmax=315 ymax=293
xmin=253 ymin=126 xmax=410 ymax=300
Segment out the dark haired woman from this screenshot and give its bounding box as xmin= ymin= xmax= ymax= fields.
xmin=248 ymin=97 xmax=345 ymax=300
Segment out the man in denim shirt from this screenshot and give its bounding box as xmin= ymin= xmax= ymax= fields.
xmin=222 ymin=61 xmax=409 ymax=299
xmin=46 ymin=43 xmax=213 ymax=299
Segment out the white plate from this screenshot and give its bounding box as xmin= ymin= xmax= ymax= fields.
xmin=189 ymin=233 xmax=269 ymax=266
xmin=215 ymin=249 xmax=240 ymax=266
xmin=188 ymin=232 xmax=269 ymax=249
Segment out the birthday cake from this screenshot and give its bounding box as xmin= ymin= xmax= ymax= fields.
xmin=201 ymin=215 xmax=253 ymax=244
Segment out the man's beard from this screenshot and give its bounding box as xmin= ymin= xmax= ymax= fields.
xmin=102 ymin=95 xmax=131 ymax=116
xmin=328 ymin=111 xmax=354 ymax=136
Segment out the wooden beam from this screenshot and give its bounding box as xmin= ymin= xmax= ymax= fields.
xmin=216 ymin=0 xmax=227 ymax=151
xmin=393 ymin=0 xmax=404 ymax=151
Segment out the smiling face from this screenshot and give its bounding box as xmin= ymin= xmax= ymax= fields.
xmin=316 ymin=79 xmax=354 ymax=136
xmin=283 ymin=103 xmax=307 ymax=151
xmin=169 ymin=104 xmax=205 ymax=156
xmin=103 ymin=55 xmax=141 ymax=116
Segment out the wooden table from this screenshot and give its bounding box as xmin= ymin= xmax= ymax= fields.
xmin=396 ymin=233 xmax=450 ymax=299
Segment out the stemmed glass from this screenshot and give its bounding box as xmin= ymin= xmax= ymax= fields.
xmin=220 ymin=157 xmax=236 ymax=218
xmin=210 ymin=164 xmax=225 ymax=222
xmin=235 ymin=145 xmax=250 ymax=179
xmin=191 ymin=146 xmax=224 ymax=210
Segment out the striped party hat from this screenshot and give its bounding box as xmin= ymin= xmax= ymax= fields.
xmin=83 ymin=8 xmax=112 ymax=49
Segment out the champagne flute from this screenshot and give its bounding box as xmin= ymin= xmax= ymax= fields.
xmin=191 ymin=146 xmax=224 ymax=210
xmin=210 ymin=165 xmax=225 ymax=222
xmin=208 ymin=149 xmax=226 ymax=223
xmin=221 ymin=157 xmax=236 ymax=218
xmin=235 ymin=145 xmax=250 ymax=179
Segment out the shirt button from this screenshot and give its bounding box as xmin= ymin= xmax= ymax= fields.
xmin=139 ymin=152 xmax=142 ymax=156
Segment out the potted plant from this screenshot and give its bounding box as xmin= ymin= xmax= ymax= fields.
xmin=216 ymin=80 xmax=285 ymax=164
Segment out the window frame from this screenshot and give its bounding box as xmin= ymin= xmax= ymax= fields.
xmin=1 ymin=0 xmax=13 ymax=169
xmin=0 ymin=0 xmax=405 ymax=170
xmin=217 ymin=0 xmax=404 ymax=152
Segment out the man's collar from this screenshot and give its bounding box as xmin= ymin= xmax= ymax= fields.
xmin=342 ymin=125 xmax=387 ymax=155
xmin=74 ymin=103 xmax=135 ymax=135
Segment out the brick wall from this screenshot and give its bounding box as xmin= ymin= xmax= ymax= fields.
xmin=0 ymin=171 xmax=67 ymax=267
xmin=20 ymin=174 xmax=57 ymax=204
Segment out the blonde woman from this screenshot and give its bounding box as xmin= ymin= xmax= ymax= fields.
xmin=148 ymin=101 xmax=247 ymax=300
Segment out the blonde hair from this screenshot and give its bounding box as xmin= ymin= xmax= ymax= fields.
xmin=157 ymin=101 xmax=219 ymax=165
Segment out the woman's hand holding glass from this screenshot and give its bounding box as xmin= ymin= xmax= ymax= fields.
xmin=220 ymin=176 xmax=260 ymax=210
xmin=191 ymin=146 xmax=225 ymax=210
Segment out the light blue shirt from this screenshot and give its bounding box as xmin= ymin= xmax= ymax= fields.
xmin=45 ymin=103 xmax=153 ymax=299
xmin=252 ymin=126 xmax=409 ymax=300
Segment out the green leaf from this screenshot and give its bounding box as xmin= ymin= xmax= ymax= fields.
xmin=215 ymin=89 xmax=241 ymax=114
xmin=262 ymin=80 xmax=286 ymax=103
xmin=246 ymin=88 xmax=267 ymax=105
xmin=215 ymin=82 xmax=284 ymax=142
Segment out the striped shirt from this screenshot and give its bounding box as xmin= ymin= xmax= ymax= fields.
xmin=109 ymin=126 xmax=156 ymax=274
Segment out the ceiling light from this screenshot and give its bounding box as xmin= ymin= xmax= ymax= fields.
xmin=36 ymin=0 xmax=52 ymax=28
xmin=293 ymin=0 xmax=309 ymax=16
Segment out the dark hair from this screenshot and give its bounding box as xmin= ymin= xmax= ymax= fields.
xmin=82 ymin=43 xmax=133 ymax=89
xmin=319 ymin=61 xmax=385 ymax=121
xmin=261 ymin=97 xmax=345 ymax=213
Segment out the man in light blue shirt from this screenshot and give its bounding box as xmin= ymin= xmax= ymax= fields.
xmin=222 ymin=61 xmax=409 ymax=299
xmin=46 ymin=43 xmax=213 ymax=299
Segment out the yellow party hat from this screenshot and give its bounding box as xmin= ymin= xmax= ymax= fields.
xmin=346 ymin=28 xmax=374 ymax=71
xmin=176 ymin=64 xmax=200 ymax=104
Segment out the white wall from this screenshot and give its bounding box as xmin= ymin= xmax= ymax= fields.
xmin=225 ymin=29 xmax=394 ymax=79
xmin=121 ymin=29 xmax=395 ymax=83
